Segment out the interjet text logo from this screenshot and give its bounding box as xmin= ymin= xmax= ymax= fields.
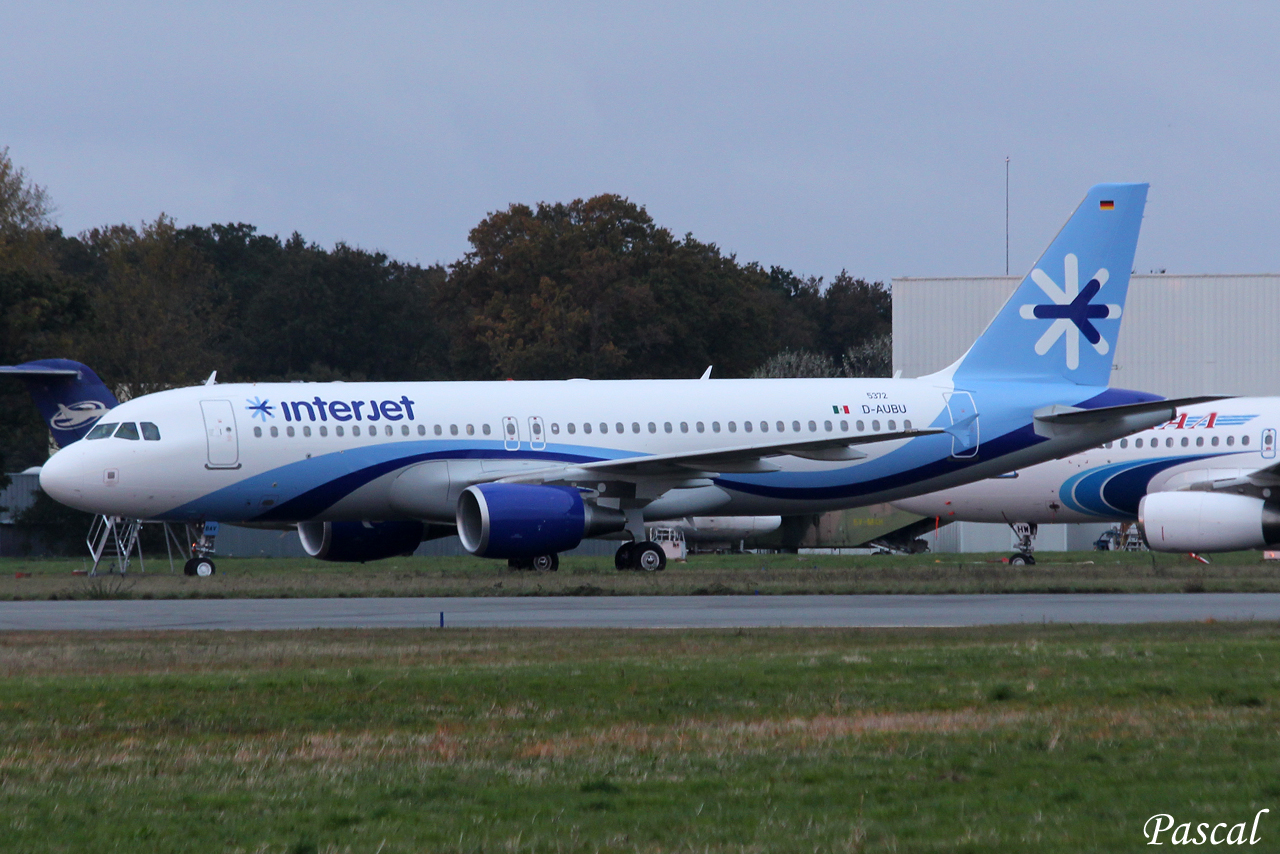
xmin=1018 ymin=253 xmax=1121 ymax=370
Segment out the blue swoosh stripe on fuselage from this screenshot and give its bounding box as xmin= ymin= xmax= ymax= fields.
xmin=1058 ymin=453 xmax=1238 ymax=518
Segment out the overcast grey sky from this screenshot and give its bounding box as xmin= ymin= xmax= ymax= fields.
xmin=4 ymin=3 xmax=1277 ymax=283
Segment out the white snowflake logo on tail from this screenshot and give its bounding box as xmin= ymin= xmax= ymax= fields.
xmin=1018 ymin=253 xmax=1121 ymax=370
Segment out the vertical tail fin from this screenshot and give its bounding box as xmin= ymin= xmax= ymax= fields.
xmin=945 ymin=183 xmax=1148 ymax=386
xmin=0 ymin=359 xmax=118 ymax=447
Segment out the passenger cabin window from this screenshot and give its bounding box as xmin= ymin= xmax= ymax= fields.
xmin=353 ymin=426 xmax=361 ymax=437
xmin=696 ymin=422 xmax=705 ymax=433
xmin=1181 ymin=437 xmax=1189 ymax=447
xmin=551 ymin=423 xmax=560 ymax=434
xmin=1119 ymin=438 xmax=1128 ymax=448
xmin=712 ymin=422 xmax=721 ymax=433
xmin=254 ymin=426 xmax=262 ymax=438
xmin=451 ymin=425 xmax=459 ymax=436
xmin=791 ymin=421 xmax=800 ymax=432
xmin=840 ymin=420 xmax=849 ymax=431
xmin=1211 ymin=436 xmax=1220 ymax=446
xmin=1165 ymin=437 xmax=1173 ymax=447
xmin=904 ymin=420 xmax=912 ymax=430
xmin=320 ymin=426 xmax=328 ymax=437
xmin=402 ymin=425 xmax=409 ymax=436
xmin=270 ymin=426 xmax=279 ymax=438
xmin=115 ymin=422 xmax=140 ymax=440
xmin=648 ymin=422 xmax=656 ymax=433
xmin=681 ymin=422 xmax=689 ymax=433
xmin=888 ymin=420 xmax=896 ymax=431
xmin=824 ymin=420 xmax=833 ymax=431
xmin=140 ymin=422 xmax=161 ymax=441
xmin=583 ymin=423 xmax=592 ymax=434
xmin=599 ymin=423 xmax=607 ymax=434
xmin=304 ymin=426 xmax=313 ymax=437
xmin=466 ymin=425 xmax=474 ymax=436
xmin=664 ymin=422 xmax=673 ymax=433
xmin=335 ymin=426 xmax=344 ymax=437
xmin=483 ymin=424 xmax=491 ymax=435
xmin=87 ymin=423 xmax=117 ymax=440
xmin=632 ymin=422 xmax=641 ymax=433
xmin=871 ymin=420 xmax=880 ymax=431
xmin=616 ymin=422 xmax=625 ymax=434
xmin=1196 ymin=436 xmax=1204 ymax=446
xmin=808 ymin=421 xmax=817 ymax=432
xmin=286 ymin=426 xmax=295 ymax=437
xmin=434 ymin=425 xmax=442 ymax=436
xmin=1227 ymin=435 xmax=1235 ymax=446
xmin=743 ymin=422 xmax=752 ymax=433
xmin=1135 ymin=438 xmax=1143 ymax=448
xmin=567 ymin=423 xmax=576 ymax=434
xmin=1243 ymin=435 xmax=1251 ymax=446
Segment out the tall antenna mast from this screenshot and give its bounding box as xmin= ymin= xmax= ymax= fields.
xmin=1004 ymin=157 xmax=1010 ymax=276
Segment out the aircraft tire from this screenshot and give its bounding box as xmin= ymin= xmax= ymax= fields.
xmin=531 ymin=553 xmax=559 ymax=572
xmin=185 ymin=557 xmax=216 ymax=577
xmin=1009 ymin=554 xmax=1028 ymax=566
xmin=614 ymin=543 xmax=635 ymax=571
xmin=634 ymin=542 xmax=666 ymax=572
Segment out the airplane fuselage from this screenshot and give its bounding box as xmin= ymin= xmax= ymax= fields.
xmin=894 ymin=399 xmax=1279 ymax=524
xmin=39 ymin=376 xmax=1158 ymax=526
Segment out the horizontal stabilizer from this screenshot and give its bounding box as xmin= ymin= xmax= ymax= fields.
xmin=1034 ymin=395 xmax=1231 ymax=425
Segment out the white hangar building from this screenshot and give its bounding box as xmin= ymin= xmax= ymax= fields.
xmin=891 ymin=273 xmax=1280 ymax=553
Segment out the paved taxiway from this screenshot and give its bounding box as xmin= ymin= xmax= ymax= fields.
xmin=3 ymin=593 xmax=1280 ymax=631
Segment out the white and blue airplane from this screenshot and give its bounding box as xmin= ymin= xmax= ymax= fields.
xmin=894 ymin=398 xmax=1280 ymax=556
xmin=30 ymin=183 xmax=1214 ymax=573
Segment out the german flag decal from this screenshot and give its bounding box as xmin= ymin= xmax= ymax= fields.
xmin=1099 ymin=200 xmax=1115 ymax=210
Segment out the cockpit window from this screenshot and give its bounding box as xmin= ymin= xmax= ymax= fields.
xmin=140 ymin=422 xmax=161 ymax=441
xmin=86 ymin=423 xmax=118 ymax=440
xmin=114 ymin=422 xmax=140 ymax=440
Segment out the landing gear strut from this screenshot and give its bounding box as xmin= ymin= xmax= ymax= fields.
xmin=614 ymin=541 xmax=666 ymax=572
xmin=1007 ymin=521 xmax=1037 ymax=565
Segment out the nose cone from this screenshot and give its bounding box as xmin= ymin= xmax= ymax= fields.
xmin=39 ymin=446 xmax=90 ymax=511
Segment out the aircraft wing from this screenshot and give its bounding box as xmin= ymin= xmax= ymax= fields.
xmin=494 ymin=427 xmax=944 ymax=487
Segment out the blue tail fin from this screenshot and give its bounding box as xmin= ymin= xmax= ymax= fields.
xmin=0 ymin=359 xmax=118 ymax=447
xmin=947 ymin=183 xmax=1148 ymax=386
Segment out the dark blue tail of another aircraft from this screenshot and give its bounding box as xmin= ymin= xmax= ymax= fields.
xmin=0 ymin=359 xmax=118 ymax=447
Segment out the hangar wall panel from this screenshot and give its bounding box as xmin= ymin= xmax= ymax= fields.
xmin=893 ymin=274 xmax=1280 ymax=397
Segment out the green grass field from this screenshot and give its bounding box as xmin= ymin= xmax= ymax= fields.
xmin=1 ymin=624 xmax=1278 ymax=852
xmin=2 ymin=550 xmax=1279 ymax=600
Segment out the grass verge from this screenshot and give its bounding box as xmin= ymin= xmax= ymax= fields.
xmin=2 ymin=550 xmax=1279 ymax=600
xmin=0 ymin=623 xmax=1278 ymax=851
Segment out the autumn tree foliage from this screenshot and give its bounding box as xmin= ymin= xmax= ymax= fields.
xmin=0 ymin=151 xmax=892 ymax=472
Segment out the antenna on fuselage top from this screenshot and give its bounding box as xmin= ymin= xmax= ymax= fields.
xmin=204 ymin=371 xmax=217 ymax=386
xmin=700 ymin=366 xmax=712 ymax=380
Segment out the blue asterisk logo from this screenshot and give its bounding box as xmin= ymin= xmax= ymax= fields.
xmin=246 ymin=397 xmax=275 ymax=421
xmin=1018 ymin=253 xmax=1121 ymax=370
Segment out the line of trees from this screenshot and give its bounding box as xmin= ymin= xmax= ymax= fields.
xmin=0 ymin=149 xmax=891 ymax=476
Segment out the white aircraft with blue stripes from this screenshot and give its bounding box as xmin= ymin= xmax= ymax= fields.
xmin=894 ymin=399 xmax=1280 ymax=556
xmin=31 ymin=183 xmax=1215 ymax=573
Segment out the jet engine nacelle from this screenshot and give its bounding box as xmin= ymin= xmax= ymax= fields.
xmin=1138 ymin=492 xmax=1280 ymax=553
xmin=298 ymin=520 xmax=425 ymax=562
xmin=456 ymin=483 xmax=625 ymax=559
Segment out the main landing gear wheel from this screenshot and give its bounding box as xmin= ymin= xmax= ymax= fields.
xmin=634 ymin=542 xmax=666 ymax=572
xmin=1009 ymin=553 xmax=1035 ymax=566
xmin=184 ymin=557 xmax=216 ymax=577
xmin=614 ymin=542 xmax=636 ymax=571
xmin=531 ymin=553 xmax=559 ymax=572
